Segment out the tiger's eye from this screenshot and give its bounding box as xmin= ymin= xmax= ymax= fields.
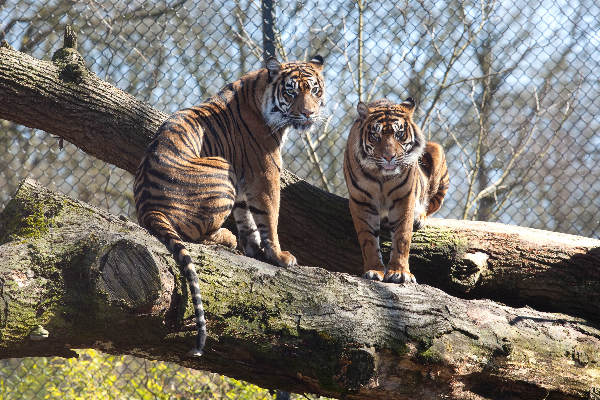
xmin=369 ymin=133 xmax=380 ymax=142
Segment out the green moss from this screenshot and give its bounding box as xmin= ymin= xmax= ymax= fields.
xmin=389 ymin=339 xmax=409 ymax=356
xmin=51 ymin=47 xmax=88 ymax=84
xmin=411 ymin=225 xmax=469 ymax=257
xmin=417 ymin=346 xmax=444 ymax=364
xmin=336 ymin=348 xmax=375 ymax=391
xmin=0 ymin=289 xmax=40 ymax=347
xmin=0 ymin=189 xmax=74 ymax=346
xmin=380 ymin=226 xmax=468 ymax=271
xmin=194 ymin=256 xmax=292 ymax=339
xmin=413 ymin=336 xmax=443 ymax=364
xmin=0 ymin=265 xmax=66 ymax=348
xmin=0 ymin=181 xmax=73 ymax=245
xmin=0 ymin=196 xmax=63 ymax=244
xmin=193 ymin=255 xmax=376 ymax=393
xmin=18 ymin=209 xmax=48 ymax=238
xmin=51 ymin=47 xmax=76 ymax=63
xmin=5 ymin=242 xmax=103 ymax=347
xmin=405 ymin=226 xmax=471 ymax=287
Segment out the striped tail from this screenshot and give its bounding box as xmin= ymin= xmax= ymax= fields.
xmin=422 ymin=142 xmax=449 ymax=216
xmin=427 ymin=164 xmax=449 ymax=216
xmin=167 ymin=238 xmax=207 ymax=357
xmin=145 ymin=214 xmax=207 ymax=356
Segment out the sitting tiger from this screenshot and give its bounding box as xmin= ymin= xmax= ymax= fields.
xmin=134 ymin=55 xmax=325 ymax=356
xmin=343 ymin=98 xmax=449 ymax=284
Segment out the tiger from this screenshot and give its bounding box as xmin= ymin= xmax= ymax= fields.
xmin=343 ymin=98 xmax=449 ymax=284
xmin=133 ymin=55 xmax=325 ymax=356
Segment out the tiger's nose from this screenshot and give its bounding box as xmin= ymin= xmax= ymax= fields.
xmin=302 ymin=109 xmax=314 ymax=118
xmin=383 ymin=154 xmax=394 ymax=161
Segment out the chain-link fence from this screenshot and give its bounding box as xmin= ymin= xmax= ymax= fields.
xmin=1 ymin=0 xmax=599 ymax=397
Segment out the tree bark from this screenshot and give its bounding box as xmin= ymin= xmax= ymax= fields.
xmin=1 ymin=30 xmax=600 ymax=399
xmin=1 ymin=179 xmax=599 ymax=400
xmin=1 ymin=40 xmax=599 ymax=323
xmin=0 ymin=38 xmax=161 ymax=174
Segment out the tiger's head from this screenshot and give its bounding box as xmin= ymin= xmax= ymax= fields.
xmin=262 ymin=56 xmax=325 ymax=132
xmin=353 ymin=98 xmax=425 ymax=176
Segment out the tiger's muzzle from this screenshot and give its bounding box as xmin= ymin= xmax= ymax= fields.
xmin=290 ymin=114 xmax=317 ymax=130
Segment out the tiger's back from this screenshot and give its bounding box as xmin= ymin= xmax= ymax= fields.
xmin=343 ymin=98 xmax=449 ymax=284
xmin=134 ymin=72 xmax=271 ymax=245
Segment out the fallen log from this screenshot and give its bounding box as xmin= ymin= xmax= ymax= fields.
xmin=0 ymin=179 xmax=599 ymax=400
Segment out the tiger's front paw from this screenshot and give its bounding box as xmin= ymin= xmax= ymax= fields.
xmin=363 ymin=269 xmax=384 ymax=281
xmin=268 ymin=250 xmax=297 ymax=267
xmin=384 ymin=267 xmax=417 ymax=284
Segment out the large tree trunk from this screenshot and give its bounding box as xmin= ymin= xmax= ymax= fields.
xmin=1 ymin=28 xmax=600 ymax=399
xmin=1 ymin=179 xmax=599 ymax=400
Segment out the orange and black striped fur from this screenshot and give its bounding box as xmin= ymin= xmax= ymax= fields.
xmin=134 ymin=56 xmax=325 ymax=356
xmin=343 ymin=98 xmax=449 ymax=284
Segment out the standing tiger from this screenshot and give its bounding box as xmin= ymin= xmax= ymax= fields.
xmin=134 ymin=56 xmax=325 ymax=356
xmin=343 ymin=98 xmax=449 ymax=284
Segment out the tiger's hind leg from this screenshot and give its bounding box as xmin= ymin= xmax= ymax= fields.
xmin=158 ymin=156 xmax=238 ymax=247
xmin=412 ymin=197 xmax=428 ymax=231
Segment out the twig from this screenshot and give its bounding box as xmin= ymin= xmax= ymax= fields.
xmin=421 ymin=0 xmax=494 ymax=127
xmin=365 ymin=50 xmax=400 ymax=103
xmin=273 ymin=20 xmax=288 ymax=62
xmin=86 ymin=0 xmax=149 ymax=63
xmin=439 ymin=68 xmax=510 ymax=90
xmin=233 ymin=11 xmax=263 ymax=60
xmin=436 ymin=110 xmax=473 ymax=172
xmin=327 ymin=18 xmax=359 ymax=96
xmin=316 ymin=103 xmax=340 ymax=144
xmin=467 ymin=79 xmax=578 ymax=217
xmin=461 ymin=81 xmax=486 ymax=219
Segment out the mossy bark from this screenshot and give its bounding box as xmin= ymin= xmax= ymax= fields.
xmin=1 ymin=180 xmax=599 ymax=400
xmin=0 ymin=42 xmax=159 ymax=174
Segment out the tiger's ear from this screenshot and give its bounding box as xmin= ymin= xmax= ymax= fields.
xmin=265 ymin=57 xmax=281 ymax=80
xmin=309 ymin=55 xmax=324 ymax=70
xmin=357 ymin=101 xmax=369 ymax=120
xmin=400 ymin=97 xmax=416 ymax=115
